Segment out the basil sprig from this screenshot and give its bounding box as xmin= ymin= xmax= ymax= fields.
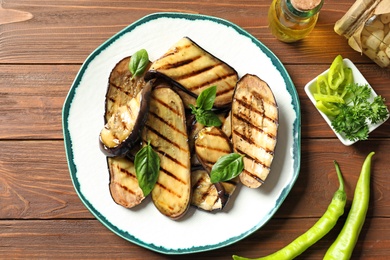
xmin=189 ymin=86 xmax=222 ymax=126
xmin=129 ymin=49 xmax=149 ymax=79
xmin=210 ymin=153 xmax=244 ymax=183
xmin=134 ymin=141 xmax=160 ymax=196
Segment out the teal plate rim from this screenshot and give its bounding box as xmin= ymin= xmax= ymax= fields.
xmin=62 ymin=12 xmax=301 ymax=255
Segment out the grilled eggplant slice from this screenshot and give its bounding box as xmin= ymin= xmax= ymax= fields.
xmin=145 ymin=37 xmax=238 ymax=108
xmin=192 ymin=126 xmax=239 ymax=211
xmin=105 ymin=56 xmax=151 ymax=122
xmin=231 ymin=74 xmax=279 ymax=188
xmin=191 ymin=169 xmax=224 ymax=211
xmin=108 ymin=156 xmax=145 ymax=208
xmin=100 ymin=81 xmax=153 ymax=156
xmin=141 ymin=87 xmax=191 ymax=219
xmin=195 ymin=126 xmax=232 ymax=172
xmin=191 ymin=169 xmax=239 ymax=211
xmin=221 ymin=111 xmax=232 ymax=138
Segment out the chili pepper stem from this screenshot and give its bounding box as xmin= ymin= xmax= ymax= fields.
xmin=232 ymin=161 xmax=347 ymax=260
xmin=324 ymin=152 xmax=375 ymax=260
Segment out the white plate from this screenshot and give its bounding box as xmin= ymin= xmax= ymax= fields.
xmin=304 ymin=58 xmax=389 ymax=146
xmin=62 ymin=12 xmax=301 ymax=254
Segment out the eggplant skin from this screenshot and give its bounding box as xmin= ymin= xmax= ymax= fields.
xmin=105 ymin=56 xmax=151 ymax=123
xmin=191 ymin=169 xmax=223 ymax=211
xmin=192 ymin=126 xmax=239 ymax=211
xmin=231 ymin=74 xmax=279 ymax=188
xmin=99 ymin=80 xmax=153 ymax=157
xmin=145 ymin=37 xmax=238 ymax=108
xmin=142 ymin=87 xmax=191 ymax=220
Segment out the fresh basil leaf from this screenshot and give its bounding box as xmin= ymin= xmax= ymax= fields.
xmin=196 ymin=85 xmax=217 ymax=110
xmin=190 ymin=86 xmax=222 ymax=127
xmin=134 ymin=142 xmax=160 ymax=196
xmin=129 ymin=49 xmax=149 ymax=79
xmin=197 ymin=110 xmax=222 ymax=126
xmin=210 ymin=153 xmax=244 ymax=183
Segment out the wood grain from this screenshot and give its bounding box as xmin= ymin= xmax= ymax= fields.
xmin=0 ymin=64 xmax=389 ymax=140
xmin=0 ymin=0 xmax=375 ymax=65
xmin=1 ymin=140 xmax=389 ymax=219
xmin=1 ymin=0 xmax=390 ymax=259
xmin=0 ymin=218 xmax=389 ymax=259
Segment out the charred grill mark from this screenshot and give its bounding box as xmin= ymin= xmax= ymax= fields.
xmin=234 ymin=128 xmax=275 ymax=156
xmin=193 ymin=175 xmax=207 ymax=189
xmin=195 ymin=143 xmax=231 ymax=154
xmin=156 ymin=55 xmax=202 ymax=70
xmin=141 ymin=134 xmax=189 ymax=169
xmin=160 ymin=166 xmax=188 ymax=186
xmin=233 ymin=112 xmax=277 ymax=142
xmin=201 ymin=184 xmax=218 ymax=203
xmin=235 ymin=97 xmax=278 ymax=125
xmin=143 ymin=124 xmax=188 ymax=154
xmin=155 ymin=182 xmax=182 ymax=199
xmin=175 ymin=63 xmax=217 ymax=81
xmin=152 ymin=96 xmax=181 ymax=117
xmin=197 ymin=155 xmax=214 ymax=168
xmin=114 ymin=182 xmax=137 ymax=195
xmin=252 ymin=91 xmax=276 ymax=107
xmin=109 ymin=82 xmax=134 ymax=98
xmin=186 ymin=71 xmax=237 ymax=92
xmin=242 ymin=168 xmax=265 ymax=184
xmin=118 ymin=166 xmax=136 ymax=179
xmin=235 ymin=146 xmax=271 ymax=171
xmin=148 ymin=110 xmax=187 ymax=137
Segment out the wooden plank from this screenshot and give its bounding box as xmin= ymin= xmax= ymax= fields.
xmin=0 ymin=140 xmax=89 ymax=219
xmin=0 ymin=0 xmax=371 ymax=65
xmin=1 ymin=139 xmax=389 ymax=220
xmin=0 ymin=217 xmax=388 ymax=259
xmin=276 ymin=139 xmax=390 ymax=218
xmin=0 ymin=65 xmax=78 ymax=139
xmin=0 ymin=63 xmax=389 ymax=140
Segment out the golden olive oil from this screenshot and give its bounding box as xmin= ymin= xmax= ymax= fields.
xmin=268 ymin=0 xmax=323 ymax=42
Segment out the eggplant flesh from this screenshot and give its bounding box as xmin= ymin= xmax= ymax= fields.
xmin=231 ymin=74 xmax=279 ymax=188
xmin=191 ymin=169 xmax=224 ymax=211
xmin=145 ymin=37 xmax=238 ymax=108
xmin=100 ymin=81 xmax=153 ymax=156
xmin=192 ymin=126 xmax=238 ymax=211
xmin=141 ymin=87 xmax=191 ymax=220
xmin=195 ymin=126 xmax=232 ymax=172
xmin=105 ymin=56 xmax=151 ymax=122
xmin=108 ymin=156 xmax=145 ymax=208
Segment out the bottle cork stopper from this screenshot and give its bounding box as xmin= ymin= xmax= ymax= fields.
xmin=291 ymin=0 xmax=322 ymax=11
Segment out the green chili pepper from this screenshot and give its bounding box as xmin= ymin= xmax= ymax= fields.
xmin=316 ymin=101 xmax=341 ymax=117
xmin=314 ymin=93 xmax=345 ymax=104
xmin=232 ymin=161 xmax=347 ymax=260
xmin=341 ymin=67 xmax=354 ymax=86
xmin=324 ymin=152 xmax=374 ymax=260
xmin=337 ymin=67 xmax=354 ymax=98
xmin=316 ymin=74 xmax=332 ymax=95
xmin=328 ymin=55 xmax=345 ymax=90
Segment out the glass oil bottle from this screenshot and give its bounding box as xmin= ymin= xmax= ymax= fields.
xmin=268 ymin=0 xmax=324 ymax=42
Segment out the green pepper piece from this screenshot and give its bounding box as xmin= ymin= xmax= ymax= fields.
xmin=324 ymin=152 xmax=374 ymax=260
xmin=316 ymin=74 xmax=332 ymax=95
xmin=338 ymin=67 xmax=354 ymax=98
xmin=316 ymin=101 xmax=341 ymax=117
xmin=314 ymin=93 xmax=345 ymax=104
xmin=328 ymin=55 xmax=345 ymax=90
xmin=233 ymin=161 xmax=347 ymax=260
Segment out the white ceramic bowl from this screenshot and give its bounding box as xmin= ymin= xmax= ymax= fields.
xmin=304 ymin=58 xmax=389 ymax=146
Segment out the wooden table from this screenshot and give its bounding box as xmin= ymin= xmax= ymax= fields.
xmin=1 ymin=0 xmax=389 ymax=259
